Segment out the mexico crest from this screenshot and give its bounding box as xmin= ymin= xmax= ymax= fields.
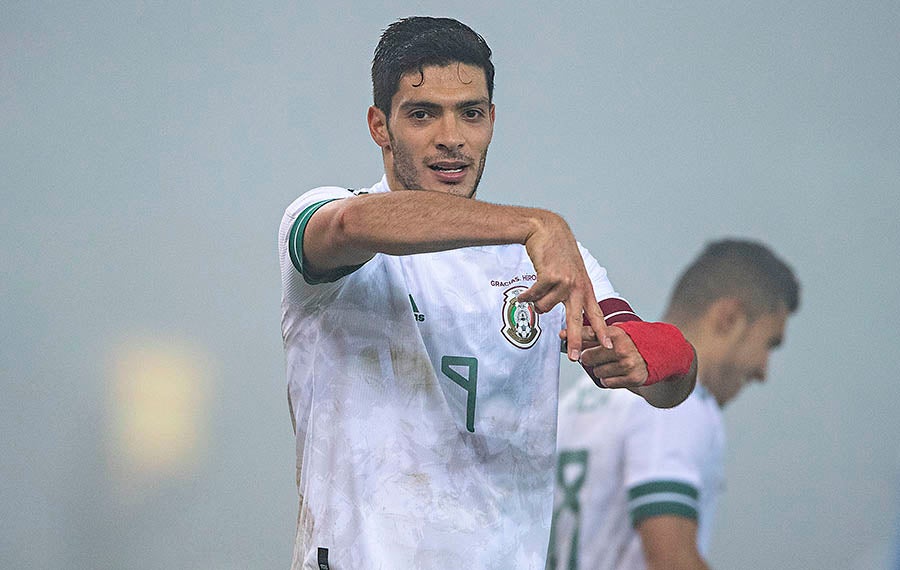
xmin=501 ymin=286 xmax=541 ymax=349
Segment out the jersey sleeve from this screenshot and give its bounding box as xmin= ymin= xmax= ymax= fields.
xmin=578 ymin=242 xmax=617 ymax=300
xmin=621 ymin=396 xmax=711 ymax=527
xmin=279 ymin=186 xmax=365 ymax=306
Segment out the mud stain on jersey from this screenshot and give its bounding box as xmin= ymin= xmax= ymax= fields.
xmin=389 ymin=345 xmax=438 ymax=393
xmin=358 ymin=346 xmax=387 ymax=388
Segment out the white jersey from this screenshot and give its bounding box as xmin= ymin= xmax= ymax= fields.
xmin=548 ymin=375 xmax=725 ymax=570
xmin=279 ymin=176 xmax=623 ymax=570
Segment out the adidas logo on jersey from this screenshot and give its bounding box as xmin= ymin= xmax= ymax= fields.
xmin=408 ymin=294 xmax=426 ymax=322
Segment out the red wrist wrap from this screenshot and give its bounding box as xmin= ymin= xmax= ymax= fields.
xmin=613 ymin=321 xmax=694 ymax=386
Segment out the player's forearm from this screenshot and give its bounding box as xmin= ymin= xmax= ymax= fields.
xmin=631 ymin=347 xmax=697 ymax=408
xmin=337 ymin=191 xmax=547 ymax=252
xmin=307 ymin=190 xmax=553 ymax=270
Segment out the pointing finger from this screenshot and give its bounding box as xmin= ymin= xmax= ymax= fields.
xmin=583 ymin=296 xmax=613 ymax=349
xmin=564 ymin=298 xmax=585 ymax=361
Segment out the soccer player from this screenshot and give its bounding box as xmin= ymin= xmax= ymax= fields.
xmin=548 ymin=239 xmax=800 ymax=570
xmin=279 ymin=16 xmax=696 ymax=569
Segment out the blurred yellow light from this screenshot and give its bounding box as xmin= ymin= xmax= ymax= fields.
xmin=107 ymin=339 xmax=210 ymax=491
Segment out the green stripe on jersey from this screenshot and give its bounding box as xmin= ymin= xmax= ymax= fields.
xmin=629 ymin=480 xmax=698 ymax=500
xmin=288 ymin=198 xmax=364 ymax=285
xmin=288 ymin=199 xmax=334 ymax=273
xmin=628 ymin=480 xmax=699 ymax=526
xmin=631 ymin=501 xmax=698 ymax=525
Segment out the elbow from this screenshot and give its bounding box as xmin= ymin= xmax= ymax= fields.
xmin=329 ymin=200 xmax=360 ymax=250
xmin=663 ymin=347 xmax=699 ymax=408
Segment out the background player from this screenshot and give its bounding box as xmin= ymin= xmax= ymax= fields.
xmin=548 ymin=238 xmax=800 ymax=570
xmin=279 ymin=16 xmax=696 ymax=570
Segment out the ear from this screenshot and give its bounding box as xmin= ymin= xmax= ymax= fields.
xmin=367 ymin=106 xmax=390 ymax=149
xmin=707 ymin=297 xmax=749 ymax=339
xmin=490 ymin=103 xmax=496 ymax=125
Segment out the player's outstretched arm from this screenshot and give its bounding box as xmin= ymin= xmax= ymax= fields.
xmin=304 ymin=190 xmax=537 ymax=268
xmin=303 ymin=191 xmax=612 ymax=356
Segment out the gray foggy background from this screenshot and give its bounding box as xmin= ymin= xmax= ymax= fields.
xmin=3 ymin=2 xmax=899 ymax=568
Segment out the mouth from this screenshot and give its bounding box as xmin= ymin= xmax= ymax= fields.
xmin=428 ymin=161 xmax=470 ymax=175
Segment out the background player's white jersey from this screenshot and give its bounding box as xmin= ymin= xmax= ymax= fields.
xmin=279 ymin=177 xmax=623 ymax=570
xmin=548 ymin=375 xmax=724 ymax=570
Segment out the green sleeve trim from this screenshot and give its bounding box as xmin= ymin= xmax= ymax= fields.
xmin=287 ymin=198 xmax=365 ymax=285
xmin=628 ymin=480 xmax=698 ymax=501
xmin=628 ymin=480 xmax=700 ymax=527
xmin=631 ymin=502 xmax=699 ymax=526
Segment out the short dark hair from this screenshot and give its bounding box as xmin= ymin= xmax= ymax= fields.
xmin=668 ymin=239 xmax=800 ymax=320
xmin=372 ymin=17 xmax=495 ymax=119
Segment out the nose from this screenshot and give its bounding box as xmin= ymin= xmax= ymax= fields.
xmin=435 ymin=115 xmax=464 ymax=151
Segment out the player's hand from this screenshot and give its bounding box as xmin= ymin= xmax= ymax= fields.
xmin=558 ymin=324 xmax=602 ymax=352
xmin=578 ymin=325 xmax=649 ymax=388
xmin=516 ymin=212 xmax=612 ymax=361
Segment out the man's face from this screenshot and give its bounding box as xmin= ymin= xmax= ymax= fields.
xmin=710 ymin=305 xmax=789 ymax=407
xmin=369 ymin=63 xmax=495 ymax=198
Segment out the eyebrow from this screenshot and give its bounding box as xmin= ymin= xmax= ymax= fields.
xmin=398 ymin=98 xmax=490 ymax=113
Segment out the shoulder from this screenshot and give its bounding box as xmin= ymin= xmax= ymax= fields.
xmin=279 ymin=179 xmax=387 ymax=238
xmin=282 ymin=186 xmax=356 ymax=221
xmin=281 ymin=177 xmax=388 ymax=224
xmin=576 ymin=241 xmax=603 ymax=271
xmin=620 ymin=388 xmax=721 ymax=480
xmin=575 ymin=242 xmax=620 ymax=301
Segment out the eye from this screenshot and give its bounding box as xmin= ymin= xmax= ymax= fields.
xmin=463 ymin=108 xmax=485 ymax=119
xmin=410 ymin=110 xmax=430 ymax=120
